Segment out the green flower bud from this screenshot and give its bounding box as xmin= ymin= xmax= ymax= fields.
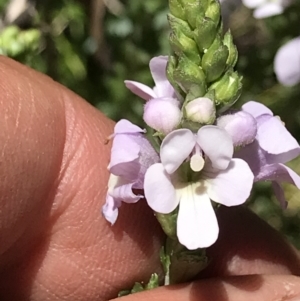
xmin=183 ymin=0 xmax=203 ymax=29
xmin=166 ymin=57 xmax=186 ymax=101
xmin=169 ymin=0 xmax=186 ymax=20
xmin=185 ymin=83 xmax=206 ymax=102
xmin=173 ymin=55 xmax=206 ymax=97
xmin=168 ymin=14 xmax=194 ymax=39
xmin=194 ymin=17 xmax=217 ymax=52
xmin=202 ymin=36 xmax=229 ymax=83
xmin=167 ymin=55 xmax=182 ymax=94
xmin=223 ymin=30 xmax=238 ymax=68
xmin=208 ymin=69 xmax=243 ymax=109
xmin=204 ymin=89 xmax=215 ymax=101
xmin=199 ymin=0 xmax=210 ymax=13
xmin=169 ymin=28 xmax=200 ymax=64
xmin=205 ymin=0 xmax=221 ymax=24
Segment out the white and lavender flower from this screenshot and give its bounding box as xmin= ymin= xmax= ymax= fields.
xmin=102 ymin=119 xmax=159 ymax=224
xmin=217 ymin=110 xmax=257 ymax=147
xmin=144 ymin=126 xmax=254 ymax=250
xmin=125 ymin=56 xmax=176 ymax=101
xmin=235 ymin=101 xmax=300 ymax=208
xmin=125 ymin=56 xmax=182 ymax=134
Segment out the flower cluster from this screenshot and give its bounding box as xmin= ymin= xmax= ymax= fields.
xmin=103 ymin=56 xmax=300 ymax=250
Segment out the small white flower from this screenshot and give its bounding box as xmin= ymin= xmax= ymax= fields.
xmin=144 ymin=126 xmax=254 ymax=250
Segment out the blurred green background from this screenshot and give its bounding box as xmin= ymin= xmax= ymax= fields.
xmin=1 ymin=0 xmax=300 ymax=247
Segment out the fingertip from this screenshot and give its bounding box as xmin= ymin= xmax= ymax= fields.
xmin=201 ymin=206 xmax=300 ymax=277
xmin=112 ymin=275 xmax=300 ymax=301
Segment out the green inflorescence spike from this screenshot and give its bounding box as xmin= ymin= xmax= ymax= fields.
xmin=167 ymin=0 xmax=242 ymax=112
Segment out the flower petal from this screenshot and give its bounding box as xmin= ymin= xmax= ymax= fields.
xmin=272 ymin=181 xmax=288 ymax=209
xmin=242 ymin=101 xmax=273 ymax=118
xmin=102 ymin=194 xmax=121 ymax=225
xmin=149 ymin=56 xmax=175 ymax=98
xmin=144 ymin=163 xmax=179 ymax=213
xmin=254 ymin=2 xmax=284 ymax=19
xmin=234 ymin=139 xmax=267 ymax=177
xmin=125 ymin=80 xmax=156 ymax=101
xmin=161 ymin=129 xmax=196 ymax=174
xmin=110 ymin=182 xmax=142 ymax=203
xmin=109 ymin=120 xmax=145 ymax=177
xmin=256 ymin=163 xmax=300 ymax=189
xmin=143 ymin=98 xmax=181 ymax=134
xmin=134 ymin=136 xmax=160 ymax=187
xmin=256 ymin=115 xmax=300 ymax=163
xmin=197 ymin=125 xmax=233 ymax=170
xmin=109 ymin=133 xmax=141 ymax=179
xmin=177 ymin=183 xmax=219 ymax=249
xmin=204 ymin=158 xmax=254 ymax=206
xmin=114 ymin=119 xmax=145 ymax=134
xmin=242 ymin=0 xmax=265 ymax=9
xmin=217 ymin=111 xmax=257 ymax=147
xmin=274 ymin=37 xmax=300 ymax=86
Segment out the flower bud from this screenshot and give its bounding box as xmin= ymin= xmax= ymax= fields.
xmin=173 ymin=55 xmax=207 ymax=97
xmin=202 ymin=36 xmax=229 ymax=83
xmin=185 ymin=97 xmax=216 ymax=124
xmin=169 ymin=29 xmax=200 ymax=64
xmin=204 ymin=89 xmax=215 ymax=101
xmin=209 ymin=69 xmax=242 ymax=110
xmin=143 ymin=98 xmax=182 ymax=134
xmin=169 ymin=0 xmax=186 ymax=20
xmin=185 ymin=84 xmax=206 ymax=102
xmin=194 ymin=17 xmax=217 ymax=52
xmin=166 ymin=56 xmax=184 ymax=97
xmin=205 ymin=0 xmax=221 ymax=24
xmin=184 ymin=0 xmax=203 ymax=29
xmin=223 ymin=30 xmax=238 ymax=68
xmin=217 ymin=111 xmax=257 ymax=147
xmin=168 ymin=14 xmax=194 ymax=39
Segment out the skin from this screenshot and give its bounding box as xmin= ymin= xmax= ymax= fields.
xmin=0 ymin=56 xmax=299 ymax=300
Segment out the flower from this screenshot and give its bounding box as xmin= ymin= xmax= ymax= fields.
xmin=102 ymin=119 xmax=159 ymax=224
xmin=274 ymin=37 xmax=300 ymax=86
xmin=235 ymin=101 xmax=300 ymax=208
xmin=185 ymin=97 xmax=216 ymax=124
xmin=144 ymin=126 xmax=254 ymax=249
xmin=217 ymin=110 xmax=257 ymax=147
xmin=125 ymin=56 xmax=176 ymax=101
xmin=143 ymin=97 xmax=182 ymax=134
xmin=125 ymin=56 xmax=181 ymax=134
xmin=242 ymin=0 xmax=291 ymax=18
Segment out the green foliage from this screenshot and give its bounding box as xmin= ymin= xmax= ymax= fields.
xmin=118 ymin=273 xmax=159 ymax=296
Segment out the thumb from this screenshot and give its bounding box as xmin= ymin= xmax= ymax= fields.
xmin=114 ymin=275 xmax=300 ymax=301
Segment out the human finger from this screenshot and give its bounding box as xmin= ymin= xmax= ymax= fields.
xmin=0 ymin=56 xmax=163 ymax=300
